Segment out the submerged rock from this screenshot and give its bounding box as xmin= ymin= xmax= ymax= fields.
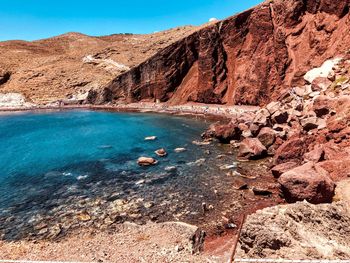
xmin=144 ymin=136 xmax=157 ymax=141
xmin=174 ymin=147 xmax=186 ymax=153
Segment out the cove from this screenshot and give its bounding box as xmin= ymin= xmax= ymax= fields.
xmin=0 ymin=110 xmax=244 ymax=241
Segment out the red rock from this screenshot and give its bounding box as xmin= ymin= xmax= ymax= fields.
xmin=304 ymin=145 xmax=325 ymax=163
xmin=274 ymin=135 xmax=314 ymax=165
xmin=257 ymin=127 xmax=276 ymax=147
xmin=202 ymin=122 xmax=241 ymax=143
xmin=319 ymin=159 xmax=350 ymax=181
xmin=238 ymin=138 xmax=267 ymax=160
xmin=278 ymin=162 xmax=335 ymax=204
xmin=271 ymin=161 xmax=299 ymax=178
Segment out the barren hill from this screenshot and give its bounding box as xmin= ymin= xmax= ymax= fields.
xmin=0 ymin=26 xmax=200 ymax=104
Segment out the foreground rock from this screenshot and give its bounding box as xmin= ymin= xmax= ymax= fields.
xmin=236 ymin=201 xmax=350 ymax=259
xmin=278 ymin=162 xmax=335 ymax=204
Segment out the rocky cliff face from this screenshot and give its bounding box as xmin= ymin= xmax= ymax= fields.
xmin=98 ymin=0 xmax=350 ymax=106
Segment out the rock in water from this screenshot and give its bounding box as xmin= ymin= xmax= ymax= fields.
xmin=278 ymin=162 xmax=335 ymax=204
xmin=144 ymin=136 xmax=157 ymax=141
xmin=174 ymin=147 xmax=186 ymax=153
xmin=137 ymin=157 xmax=158 ymax=166
xmin=155 ymin=148 xmax=167 ymax=157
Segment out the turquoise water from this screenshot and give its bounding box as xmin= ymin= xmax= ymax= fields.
xmin=0 ymin=110 xmax=238 ymax=240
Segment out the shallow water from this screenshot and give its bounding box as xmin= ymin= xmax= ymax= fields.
xmin=0 ymin=110 xmax=250 ymax=240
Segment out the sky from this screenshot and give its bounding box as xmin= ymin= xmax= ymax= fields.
xmin=0 ymin=0 xmax=263 ymax=41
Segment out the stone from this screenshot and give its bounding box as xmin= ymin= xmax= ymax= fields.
xmin=203 ymin=122 xmax=242 ymax=143
xmin=238 ymin=138 xmax=267 ymax=160
xmin=232 ymin=177 xmax=248 ymax=190
xmin=304 ymin=145 xmax=325 ymax=162
xmin=266 ymin=101 xmax=281 ymax=115
xmin=249 ymin=123 xmax=260 ymax=136
xmin=77 ymin=212 xmax=91 ymax=221
xmin=252 ymin=187 xmax=272 ymax=196
xmin=145 ymin=136 xmax=157 ymax=141
xmin=311 ymin=77 xmax=332 ymax=91
xmin=271 ymin=162 xmax=299 ymax=178
xmin=300 ymin=116 xmax=319 ymax=131
xmin=272 ymin=110 xmax=289 ymax=124
xmin=274 ymin=135 xmax=314 ymax=165
xmin=174 ymin=147 xmax=186 ymax=153
xmin=278 ymin=162 xmax=335 ymax=204
xmin=137 ymin=157 xmax=158 ymax=166
xmin=253 ymin=109 xmax=270 ymax=126
xmin=257 ymin=127 xmax=276 ymax=147
xmin=155 ymin=148 xmax=167 ymax=157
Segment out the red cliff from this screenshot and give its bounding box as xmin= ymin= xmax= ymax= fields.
xmin=95 ymin=0 xmax=350 ymax=106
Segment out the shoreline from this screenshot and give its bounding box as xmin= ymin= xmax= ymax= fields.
xmin=0 ymin=102 xmax=259 ymax=121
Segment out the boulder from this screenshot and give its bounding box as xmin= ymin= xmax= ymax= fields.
xmin=278 ymin=162 xmax=335 ymax=204
xmin=137 ymin=157 xmax=158 ymax=166
xmin=257 ymin=127 xmax=276 ymax=147
xmin=271 ymin=161 xmax=299 ymax=178
xmin=203 ymin=122 xmax=241 ymax=143
xmin=238 ymin=138 xmax=267 ymax=160
xmin=274 ymin=135 xmax=314 ymax=165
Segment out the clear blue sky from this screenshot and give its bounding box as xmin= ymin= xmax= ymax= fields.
xmin=0 ymin=0 xmax=263 ymax=41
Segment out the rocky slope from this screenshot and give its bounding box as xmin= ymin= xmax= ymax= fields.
xmin=204 ymin=54 xmax=350 ymax=259
xmin=96 ymin=0 xmax=350 ymax=106
xmin=0 ymin=27 xmax=200 ymax=105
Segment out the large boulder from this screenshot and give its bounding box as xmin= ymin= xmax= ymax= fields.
xmin=238 ymin=138 xmax=267 ymax=160
xmin=278 ymin=162 xmax=335 ymax=204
